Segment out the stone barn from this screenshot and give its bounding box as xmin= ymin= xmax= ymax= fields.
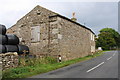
xmin=7 ymin=5 xmax=95 ymax=61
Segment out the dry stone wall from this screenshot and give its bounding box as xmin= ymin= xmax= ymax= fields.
xmin=0 ymin=52 xmax=18 ymax=71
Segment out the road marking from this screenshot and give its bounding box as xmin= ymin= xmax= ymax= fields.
xmin=113 ymin=52 xmax=116 ymax=56
xmin=107 ymin=57 xmax=112 ymax=60
xmin=86 ymin=62 xmax=105 ymax=73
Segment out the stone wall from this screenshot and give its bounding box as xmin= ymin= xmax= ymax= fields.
xmin=7 ymin=5 xmax=57 ymax=55
xmin=7 ymin=5 xmax=95 ymax=61
xmin=48 ymin=16 xmax=60 ymax=55
xmin=49 ymin=16 xmax=95 ymax=61
xmin=0 ymin=52 xmax=18 ymax=71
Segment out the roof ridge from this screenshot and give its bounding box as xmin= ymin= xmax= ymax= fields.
xmin=49 ymin=14 xmax=95 ymax=35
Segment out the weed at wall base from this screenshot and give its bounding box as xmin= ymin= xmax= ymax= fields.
xmin=2 ymin=51 xmax=104 ymax=79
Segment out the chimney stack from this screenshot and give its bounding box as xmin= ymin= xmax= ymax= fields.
xmin=71 ymin=12 xmax=77 ymax=22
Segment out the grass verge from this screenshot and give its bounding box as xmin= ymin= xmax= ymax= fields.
xmin=2 ymin=51 xmax=105 ymax=80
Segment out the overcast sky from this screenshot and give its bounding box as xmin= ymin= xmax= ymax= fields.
xmin=0 ymin=0 xmax=119 ymax=35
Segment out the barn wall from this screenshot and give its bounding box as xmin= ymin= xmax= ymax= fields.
xmin=48 ymin=17 xmax=60 ymax=56
xmin=7 ymin=5 xmax=57 ymax=55
xmin=55 ymin=17 xmax=94 ymax=61
xmin=7 ymin=5 xmax=95 ymax=60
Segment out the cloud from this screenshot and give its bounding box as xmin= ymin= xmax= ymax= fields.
xmin=38 ymin=0 xmax=119 ymax=2
xmin=39 ymin=2 xmax=118 ymax=34
xmin=0 ymin=0 xmax=37 ymax=28
xmin=81 ymin=2 xmax=118 ymax=34
xmin=0 ymin=1 xmax=118 ymax=35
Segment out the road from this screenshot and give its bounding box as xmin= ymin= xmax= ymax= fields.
xmin=30 ymin=51 xmax=118 ymax=79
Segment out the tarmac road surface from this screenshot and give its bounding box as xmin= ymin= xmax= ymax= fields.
xmin=29 ymin=51 xmax=118 ymax=79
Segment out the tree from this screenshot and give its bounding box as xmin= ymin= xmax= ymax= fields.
xmin=96 ymin=28 xmax=120 ymax=50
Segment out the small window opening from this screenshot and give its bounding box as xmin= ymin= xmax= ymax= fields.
xmin=37 ymin=12 xmax=41 ymax=15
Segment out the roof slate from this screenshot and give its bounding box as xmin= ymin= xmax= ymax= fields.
xmin=49 ymin=14 xmax=95 ymax=35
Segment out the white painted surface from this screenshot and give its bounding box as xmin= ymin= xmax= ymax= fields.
xmin=87 ymin=62 xmax=105 ymax=73
xmin=31 ymin=26 xmax=40 ymax=42
xmin=107 ymin=57 xmax=112 ymax=60
xmin=91 ymin=46 xmax=95 ymax=52
xmin=98 ymin=47 xmax=102 ymax=50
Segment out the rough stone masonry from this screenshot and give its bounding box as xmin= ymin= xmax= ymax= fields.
xmin=7 ymin=5 xmax=95 ymax=61
xmin=0 ymin=52 xmax=18 ymax=71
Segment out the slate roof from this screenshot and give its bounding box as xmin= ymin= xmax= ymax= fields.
xmin=49 ymin=14 xmax=95 ymax=35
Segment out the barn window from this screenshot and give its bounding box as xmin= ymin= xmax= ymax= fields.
xmin=37 ymin=12 xmax=41 ymax=15
xmin=91 ymin=33 xmax=93 ymax=40
xmin=93 ymin=35 xmax=94 ymax=41
xmin=31 ymin=26 xmax=40 ymax=42
xmin=90 ymin=33 xmax=94 ymax=41
xmin=36 ymin=10 xmax=41 ymax=15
